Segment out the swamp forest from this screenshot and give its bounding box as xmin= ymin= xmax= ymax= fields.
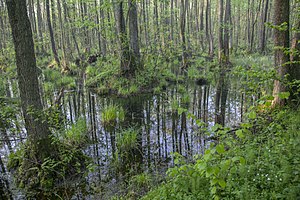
xmin=0 ymin=0 xmax=300 ymax=199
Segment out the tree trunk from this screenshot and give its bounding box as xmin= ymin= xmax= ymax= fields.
xmin=206 ymin=0 xmax=214 ymax=58
xmin=218 ymin=0 xmax=224 ymax=63
xmin=260 ymin=0 xmax=269 ymax=53
xmin=128 ymin=0 xmax=141 ymax=68
xmin=99 ymin=0 xmax=107 ymax=56
xmin=57 ymin=0 xmax=68 ymax=69
xmin=36 ymin=0 xmax=45 ymax=53
xmin=180 ymin=0 xmax=188 ymax=68
xmin=289 ymin=20 xmax=300 ymax=104
xmin=272 ymin=0 xmax=290 ymax=107
xmin=5 ymin=0 xmax=52 ymax=159
xmin=223 ymin=0 xmax=231 ymax=64
xmin=113 ymin=1 xmax=131 ymax=75
xmin=46 ymin=0 xmax=60 ymax=67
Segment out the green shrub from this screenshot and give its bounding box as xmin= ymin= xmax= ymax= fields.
xmin=8 ymin=137 xmax=92 ymax=199
xmin=142 ymin=108 xmax=300 ymax=200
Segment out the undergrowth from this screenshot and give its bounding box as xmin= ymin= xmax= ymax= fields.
xmin=7 ymin=117 xmax=93 ymax=199
xmin=142 ymin=108 xmax=300 ymax=200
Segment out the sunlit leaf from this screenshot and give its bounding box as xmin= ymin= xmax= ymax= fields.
xmin=216 ymin=144 xmax=225 ymax=154
xmin=278 ymin=92 xmax=290 ymax=99
xmin=218 ymin=179 xmax=226 ymax=189
xmin=236 ymin=129 xmax=245 ymax=139
xmin=249 ymin=111 xmax=257 ymax=119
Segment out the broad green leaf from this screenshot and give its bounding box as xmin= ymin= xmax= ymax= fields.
xmin=212 ymin=124 xmax=222 ymax=132
xmin=206 ymin=167 xmax=213 ymax=177
xmin=265 ymin=101 xmax=272 ymax=106
xmin=221 ymin=160 xmax=231 ymax=171
xmin=205 ymin=149 xmax=211 ymax=155
xmin=232 ymin=156 xmax=240 ymax=162
xmin=213 ymin=166 xmax=220 ymax=176
xmin=239 ymin=157 xmax=246 ymax=165
xmin=218 ymin=179 xmax=226 ymax=189
xmin=197 ymin=162 xmax=207 ymax=171
xmin=211 ymin=178 xmax=218 ymax=186
xmin=266 ymin=95 xmax=275 ymax=100
xmin=249 ymin=111 xmax=257 ymax=119
xmin=241 ymin=123 xmax=252 ymax=128
xmin=278 ymin=92 xmax=290 ymax=99
xmin=177 ymin=107 xmax=187 ymax=115
xmin=216 ymin=144 xmax=225 ymax=154
xmin=236 ymin=129 xmax=245 ymax=139
xmin=211 ymin=186 xmax=217 ymax=194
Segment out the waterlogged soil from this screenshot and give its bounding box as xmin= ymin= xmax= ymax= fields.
xmin=1 ymin=79 xmax=243 ymax=199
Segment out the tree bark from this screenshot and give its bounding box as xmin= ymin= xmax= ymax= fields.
xmin=260 ymin=0 xmax=269 ymax=53
xmin=46 ymin=0 xmax=60 ymax=67
xmin=272 ymin=0 xmax=290 ymax=107
xmin=128 ymin=0 xmax=141 ymax=68
xmin=206 ymin=0 xmax=214 ymax=58
xmin=5 ymin=0 xmax=52 ymax=158
xmin=99 ymin=0 xmax=107 ymax=56
xmin=218 ymin=0 xmax=224 ymax=63
xmin=289 ymin=20 xmax=300 ymax=103
xmin=113 ymin=0 xmax=131 ymax=75
xmin=36 ymin=0 xmax=45 ymax=53
xmin=223 ymin=0 xmax=231 ymax=64
xmin=180 ymin=0 xmax=188 ymax=68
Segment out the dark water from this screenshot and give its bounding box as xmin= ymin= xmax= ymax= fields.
xmin=0 ymin=75 xmax=244 ymax=199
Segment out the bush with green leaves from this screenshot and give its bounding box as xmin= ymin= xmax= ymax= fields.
xmin=232 ymin=55 xmax=275 ymax=97
xmin=0 ymin=98 xmax=19 ymax=131
xmin=142 ymin=108 xmax=300 ymax=200
xmin=7 ymin=118 xmax=93 ymax=199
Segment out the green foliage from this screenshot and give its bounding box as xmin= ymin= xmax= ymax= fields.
xmin=112 ymin=128 xmax=140 ymax=176
xmin=43 ymin=68 xmax=76 ymax=95
xmin=125 ymin=173 xmax=153 ymax=199
xmin=232 ymin=55 xmax=275 ymax=96
xmin=116 ymin=128 xmax=138 ymax=151
xmin=187 ymin=66 xmax=201 ymax=79
xmin=61 ymin=118 xmax=88 ymax=146
xmin=0 ymin=46 xmax=16 ymax=78
xmin=85 ymin=53 xmax=176 ymax=96
xmin=8 ymin=136 xmax=92 ymax=199
xmin=0 ymin=98 xmax=19 ymax=130
xmin=86 ymin=56 xmax=120 ymax=89
xmin=181 ymin=93 xmax=190 ymax=106
xmin=6 ymin=109 xmax=92 ymax=199
xmin=102 ymin=104 xmax=125 ymax=131
xmin=142 ymin=109 xmax=300 ymax=200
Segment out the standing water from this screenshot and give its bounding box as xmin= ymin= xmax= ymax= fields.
xmin=0 ymin=75 xmax=244 ymax=199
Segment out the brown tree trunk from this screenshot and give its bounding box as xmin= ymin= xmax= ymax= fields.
xmin=289 ymin=20 xmax=300 ymax=103
xmin=99 ymin=0 xmax=107 ymax=56
xmin=272 ymin=0 xmax=290 ymax=107
xmin=218 ymin=0 xmax=224 ymax=63
xmin=113 ymin=1 xmax=131 ymax=75
xmin=180 ymin=0 xmax=188 ymax=68
xmin=5 ymin=0 xmax=52 ymax=159
xmin=57 ymin=0 xmax=68 ymax=69
xmin=36 ymin=0 xmax=45 ymax=53
xmin=223 ymin=0 xmax=231 ymax=64
xmin=260 ymin=0 xmax=269 ymax=53
xmin=206 ymin=0 xmax=214 ymax=58
xmin=128 ymin=0 xmax=141 ymax=69
xmin=46 ymin=0 xmax=60 ymax=67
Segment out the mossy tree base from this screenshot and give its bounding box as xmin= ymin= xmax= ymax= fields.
xmin=8 ymin=137 xmax=90 ymax=199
